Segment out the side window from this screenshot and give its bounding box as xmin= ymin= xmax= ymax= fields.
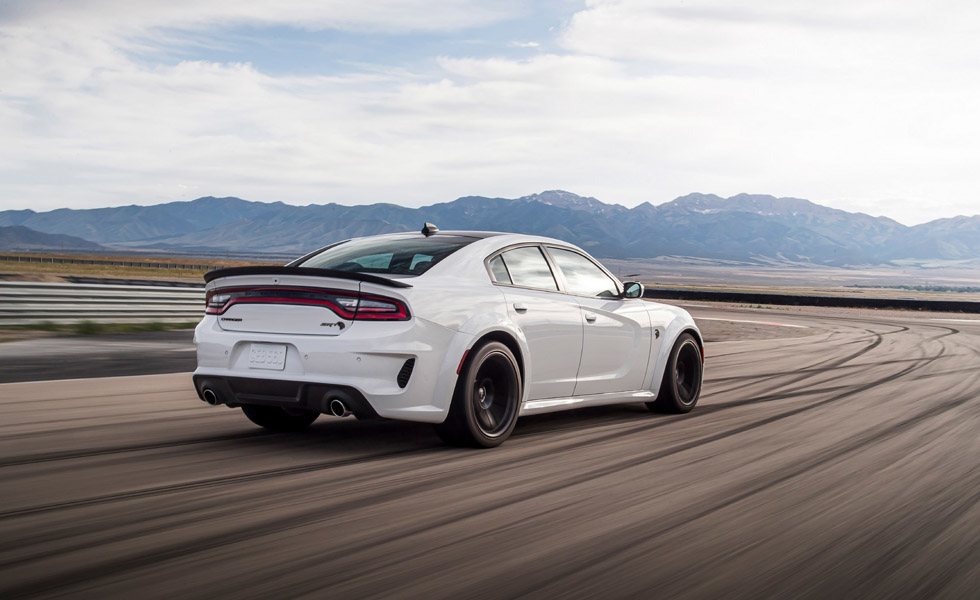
xmin=549 ymin=247 xmax=619 ymax=298
xmin=500 ymin=247 xmax=558 ymax=291
xmin=409 ymin=254 xmax=433 ymax=273
xmin=353 ymin=253 xmax=392 ymax=269
xmin=488 ymin=255 xmax=512 ymax=284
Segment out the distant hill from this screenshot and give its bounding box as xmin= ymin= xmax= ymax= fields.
xmin=1 ymin=191 xmax=977 ymax=265
xmin=0 ymin=226 xmax=103 ymax=252
xmin=0 ymin=197 xmax=285 ymax=243
xmin=892 ymin=215 xmax=980 ymax=261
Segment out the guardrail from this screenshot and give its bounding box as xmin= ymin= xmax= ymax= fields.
xmin=4 ymin=281 xmax=978 ymax=327
xmin=0 ymin=281 xmax=204 ymax=324
xmin=644 ymin=287 xmax=980 ymax=313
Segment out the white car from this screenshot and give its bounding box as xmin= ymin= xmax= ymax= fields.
xmin=193 ymin=225 xmax=704 ymax=447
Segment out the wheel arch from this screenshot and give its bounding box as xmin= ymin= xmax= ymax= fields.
xmin=465 ymin=329 xmax=526 ymax=385
xmin=681 ymin=327 xmax=704 ymax=357
xmin=646 ymin=314 xmax=703 ymax=394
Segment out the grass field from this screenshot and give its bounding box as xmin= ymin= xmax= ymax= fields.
xmin=0 ymin=320 xmax=199 ymax=343
xmin=0 ymin=252 xmax=276 ymax=283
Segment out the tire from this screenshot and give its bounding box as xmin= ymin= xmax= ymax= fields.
xmin=647 ymin=333 xmax=703 ymax=414
xmin=434 ymin=341 xmax=522 ymax=448
xmin=241 ymin=405 xmax=319 ymax=432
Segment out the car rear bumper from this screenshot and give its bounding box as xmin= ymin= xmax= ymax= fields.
xmin=192 ymin=374 xmax=380 ymax=418
xmin=193 ymin=315 xmax=468 ymax=423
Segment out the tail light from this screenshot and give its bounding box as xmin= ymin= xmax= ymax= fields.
xmin=205 ymin=287 xmax=409 ymax=321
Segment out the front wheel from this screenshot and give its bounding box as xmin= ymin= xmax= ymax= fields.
xmin=435 ymin=341 xmax=522 ymax=448
xmin=242 ymin=405 xmax=319 ymax=432
xmin=647 ymin=333 xmax=703 ymax=413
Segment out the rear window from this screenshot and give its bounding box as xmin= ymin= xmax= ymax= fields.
xmin=488 ymin=255 xmax=512 ymax=284
xmin=296 ymin=235 xmax=475 ymax=276
xmin=498 ymin=247 xmax=558 ymax=291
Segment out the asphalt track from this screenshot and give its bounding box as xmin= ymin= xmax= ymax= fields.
xmin=0 ymin=331 xmax=196 ymax=383
xmin=1 ymin=305 xmax=979 ymax=599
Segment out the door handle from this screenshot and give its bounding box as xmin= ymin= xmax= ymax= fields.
xmin=513 ymin=303 xmax=528 ymax=313
xmin=584 ymin=312 xmax=597 ymax=323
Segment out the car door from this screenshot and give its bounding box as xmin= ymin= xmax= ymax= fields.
xmin=545 ymin=246 xmax=654 ymax=396
xmin=488 ymin=246 xmax=584 ymax=400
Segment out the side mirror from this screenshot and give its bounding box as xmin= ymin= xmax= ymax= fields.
xmin=622 ymin=281 xmax=644 ymax=299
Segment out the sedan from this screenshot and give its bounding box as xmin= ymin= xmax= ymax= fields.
xmin=193 ymin=225 xmax=704 ymax=447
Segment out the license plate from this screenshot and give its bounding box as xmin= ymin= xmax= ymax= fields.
xmin=248 ymin=343 xmax=287 ymax=370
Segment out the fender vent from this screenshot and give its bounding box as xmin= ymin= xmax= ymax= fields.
xmin=397 ymin=358 xmax=415 ymax=388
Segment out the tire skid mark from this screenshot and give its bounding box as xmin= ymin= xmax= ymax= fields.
xmin=511 ymin=385 xmax=980 ymax=598
xmin=0 ymin=430 xmax=275 ymax=469
xmin=703 ymin=327 xmax=857 ymax=361
xmin=703 ymin=329 xmax=835 ymax=359
xmin=912 ymin=366 xmax=980 ymax=381
xmin=1 ymin=335 xmax=947 ymax=598
xmin=706 ymin=355 xmax=945 ymax=385
xmin=708 ymin=319 xmax=927 ymax=402
xmin=0 ymin=318 xmax=971 ymax=598
xmin=231 ymin=338 xmax=970 ymax=598
xmin=0 ymin=413 xmax=225 ymax=441
xmin=707 ymin=325 xmax=893 ymax=395
xmin=0 ymin=387 xmax=192 ymax=405
xmin=0 ymin=446 xmax=441 ymax=521
xmin=0 ymin=320 xmax=934 ymax=525
xmin=0 ymin=406 xmax=203 ymax=430
xmin=907 ymin=486 xmax=980 ymax=598
xmin=0 ymin=447 xmax=460 ymax=570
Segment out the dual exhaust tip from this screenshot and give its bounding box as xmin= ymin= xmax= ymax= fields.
xmin=201 ymin=386 xmax=353 ymax=418
xmin=328 ymin=397 xmax=352 ymax=418
xmin=202 ymin=388 xmax=220 ymax=406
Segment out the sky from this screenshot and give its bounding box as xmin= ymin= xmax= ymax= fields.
xmin=1 ymin=0 xmax=979 ymax=225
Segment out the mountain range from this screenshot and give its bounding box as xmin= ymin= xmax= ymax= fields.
xmin=0 ymin=226 xmax=104 ymax=252
xmin=1 ymin=191 xmax=977 ymax=266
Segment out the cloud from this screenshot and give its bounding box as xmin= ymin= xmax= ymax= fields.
xmin=1 ymin=0 xmax=979 ymax=225
xmin=0 ymin=0 xmax=521 ymax=33
xmin=560 ymin=0 xmax=980 ymax=78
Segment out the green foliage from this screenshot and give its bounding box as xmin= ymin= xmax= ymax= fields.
xmin=73 ymin=321 xmax=103 ymax=335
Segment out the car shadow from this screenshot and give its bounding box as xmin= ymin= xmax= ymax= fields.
xmin=211 ymin=403 xmax=659 ymax=456
xmin=513 ymin=403 xmax=652 ymax=438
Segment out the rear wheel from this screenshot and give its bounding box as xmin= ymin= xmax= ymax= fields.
xmin=435 ymin=341 xmax=522 ymax=448
xmin=647 ymin=333 xmax=703 ymax=413
xmin=242 ymin=405 xmax=319 ymax=431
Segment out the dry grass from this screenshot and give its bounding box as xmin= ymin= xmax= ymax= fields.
xmin=0 ymin=252 xmax=276 ymax=283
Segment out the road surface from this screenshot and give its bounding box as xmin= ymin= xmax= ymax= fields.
xmin=0 ymin=331 xmax=195 ymax=383
xmin=1 ymin=305 xmax=979 ymax=598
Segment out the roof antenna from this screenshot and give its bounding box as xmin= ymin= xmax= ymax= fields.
xmin=421 ymin=222 xmax=439 ymax=236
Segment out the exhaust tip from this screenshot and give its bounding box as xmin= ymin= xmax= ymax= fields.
xmin=202 ymin=388 xmax=220 ymax=405
xmin=329 ymin=398 xmax=351 ymax=418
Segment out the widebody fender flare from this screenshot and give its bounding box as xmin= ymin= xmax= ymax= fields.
xmin=646 ymin=311 xmax=703 ymax=396
xmin=430 ymin=316 xmax=531 ymax=415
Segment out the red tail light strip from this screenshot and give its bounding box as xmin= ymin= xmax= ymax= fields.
xmin=205 ymin=287 xmax=410 ymax=321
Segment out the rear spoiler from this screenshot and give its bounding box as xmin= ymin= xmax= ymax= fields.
xmin=203 ymin=266 xmax=413 ymax=289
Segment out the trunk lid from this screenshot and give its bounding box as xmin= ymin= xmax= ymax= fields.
xmin=204 ymin=267 xmax=411 ymax=336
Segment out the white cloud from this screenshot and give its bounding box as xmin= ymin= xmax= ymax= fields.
xmin=0 ymin=0 xmax=520 ymax=33
xmin=1 ymin=0 xmax=979 ymax=225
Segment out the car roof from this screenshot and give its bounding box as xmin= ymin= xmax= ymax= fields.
xmin=372 ymin=230 xmax=505 ymax=240
xmin=373 ymin=230 xmax=573 ymax=245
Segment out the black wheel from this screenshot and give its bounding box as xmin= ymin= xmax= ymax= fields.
xmin=434 ymin=341 xmax=522 ymax=448
xmin=647 ymin=333 xmax=703 ymax=414
xmin=241 ymin=405 xmax=319 ymax=432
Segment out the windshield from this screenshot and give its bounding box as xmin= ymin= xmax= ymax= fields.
xmin=295 ymin=235 xmax=476 ymax=276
